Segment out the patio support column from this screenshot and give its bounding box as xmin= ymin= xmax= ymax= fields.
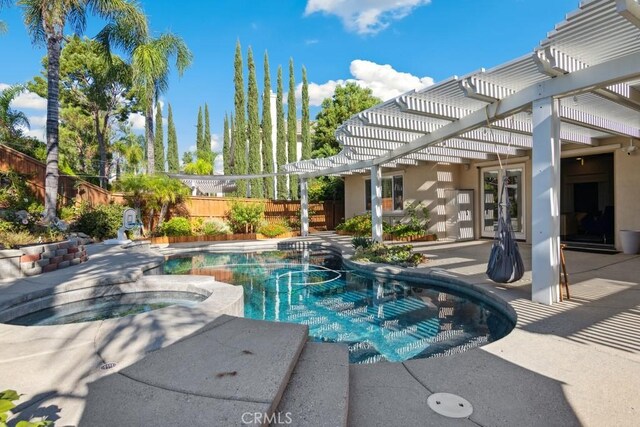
xmin=531 ymin=96 xmax=561 ymax=305
xmin=300 ymin=178 xmax=309 ymax=237
xmin=371 ymin=165 xmax=383 ymax=242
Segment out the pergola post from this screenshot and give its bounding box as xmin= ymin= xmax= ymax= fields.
xmin=300 ymin=178 xmax=309 ymax=237
xmin=531 ymin=96 xmax=561 ymax=305
xmin=371 ymin=165 xmax=383 ymax=242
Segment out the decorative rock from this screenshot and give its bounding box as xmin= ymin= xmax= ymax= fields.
xmin=57 ymin=242 xmax=70 ymax=249
xmin=70 ymin=258 xmax=81 ymax=266
xmin=62 ymin=253 xmax=75 ymax=261
xmin=50 ymin=256 xmax=63 ymax=264
xmin=55 ymin=249 xmax=68 ymax=256
xmin=22 ymin=265 xmax=43 ymax=276
xmin=58 ymin=260 xmax=70 ymax=269
xmin=68 ymin=247 xmax=79 ymax=254
xmin=74 ymin=252 xmax=82 ymax=259
xmin=41 ymin=250 xmax=56 ymax=259
xmin=36 ymin=258 xmax=50 ymax=267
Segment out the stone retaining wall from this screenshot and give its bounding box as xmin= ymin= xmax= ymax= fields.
xmin=1 ymin=240 xmax=89 ymax=278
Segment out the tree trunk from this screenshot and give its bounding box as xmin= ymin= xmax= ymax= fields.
xmin=146 ymin=93 xmax=155 ymax=174
xmin=148 ymin=208 xmax=154 ymax=232
xmin=95 ymin=111 xmax=107 ymax=188
xmin=44 ymin=36 xmax=62 ymax=222
xmin=158 ymin=203 xmax=168 ymax=226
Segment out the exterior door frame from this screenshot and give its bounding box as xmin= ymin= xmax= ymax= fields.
xmin=480 ymin=163 xmax=527 ymax=240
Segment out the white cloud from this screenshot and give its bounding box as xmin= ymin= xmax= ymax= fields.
xmin=210 ymin=134 xmax=224 ymax=172
xmin=294 ymin=59 xmax=433 ymax=106
xmin=129 ymin=112 xmax=146 ymax=131
xmin=304 ymin=0 xmax=431 ymax=35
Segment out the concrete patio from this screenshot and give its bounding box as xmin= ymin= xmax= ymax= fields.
xmin=0 ymin=233 xmax=638 ymax=426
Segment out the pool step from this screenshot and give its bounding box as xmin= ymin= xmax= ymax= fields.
xmin=274 ymin=342 xmax=349 ymax=427
xmin=80 ymin=315 xmax=309 ymax=426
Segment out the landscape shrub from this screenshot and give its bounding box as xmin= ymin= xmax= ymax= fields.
xmin=353 ymin=243 xmax=425 ymax=267
xmin=202 ymin=218 xmax=232 ymax=236
xmin=336 ymin=214 xmax=392 ymax=236
xmin=74 ymin=203 xmax=126 ymax=240
xmin=351 ymin=236 xmax=374 ymax=249
xmin=157 ymin=217 xmax=192 ymax=237
xmin=0 ymin=230 xmax=36 ymax=249
xmin=189 ymin=217 xmax=204 ymax=235
xmin=227 ymin=201 xmax=265 ymax=234
xmin=258 ymin=221 xmax=291 ymax=238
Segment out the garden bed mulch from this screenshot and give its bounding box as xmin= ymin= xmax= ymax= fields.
xmin=148 ymin=231 xmax=300 ymax=244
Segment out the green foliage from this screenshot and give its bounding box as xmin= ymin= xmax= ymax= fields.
xmin=157 ymin=217 xmax=191 ymax=237
xmin=276 ymin=66 xmax=287 ymax=199
xmin=353 ymin=243 xmax=425 ymax=267
xmin=0 ymin=389 xmax=53 ymax=427
xmin=181 ymin=150 xmax=194 ymax=166
xmin=308 ymin=176 xmax=344 ymax=202
xmin=0 ymin=230 xmax=36 ymax=249
xmin=227 ymin=201 xmax=265 ymax=233
xmin=387 ymin=204 xmax=431 ymax=238
xmin=351 ymin=236 xmax=373 ymax=250
xmin=287 ymin=58 xmax=298 ymax=199
xmin=301 ymin=66 xmax=311 ymax=161
xmin=312 ymin=82 xmax=381 ymax=158
xmin=258 ymin=221 xmax=291 ymax=238
xmin=0 ymin=84 xmax=30 ymax=140
xmin=113 ymin=127 xmax=145 ymax=175
xmin=201 ymin=218 xmax=232 ymax=236
xmin=223 ymin=113 xmax=231 ymax=175
xmin=233 ymin=41 xmax=247 ymax=196
xmin=336 ymin=214 xmax=374 ymax=236
xmin=261 ymin=51 xmax=274 ymax=198
xmin=167 ymin=104 xmax=179 ymax=173
xmin=196 ymin=106 xmax=204 ymax=159
xmin=74 ymin=203 xmax=125 ymax=240
xmin=247 ymin=47 xmax=263 ymax=198
xmin=0 ymin=170 xmax=37 ymax=212
xmin=204 ymin=103 xmax=211 ymax=161
xmin=183 ymin=158 xmax=213 ymax=175
xmin=154 ymin=101 xmax=165 ymax=172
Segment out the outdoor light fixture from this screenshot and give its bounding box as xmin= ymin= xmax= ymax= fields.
xmin=624 ymin=139 xmax=638 ymax=156
xmin=576 ymin=157 xmax=584 ymax=165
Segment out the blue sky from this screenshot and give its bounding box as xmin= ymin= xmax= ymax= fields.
xmin=0 ymin=0 xmax=577 ymax=169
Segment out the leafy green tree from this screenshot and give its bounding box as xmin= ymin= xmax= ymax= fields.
xmin=287 ymin=58 xmax=298 ymax=199
xmin=223 ymin=113 xmax=231 ymax=174
xmin=246 ymin=47 xmax=262 ymax=198
xmin=196 ymin=105 xmax=204 ymax=159
xmin=313 ymin=82 xmax=380 ymax=157
xmin=28 ymin=36 xmax=133 ymax=187
xmin=181 ymin=150 xmax=194 ymax=167
xmin=166 ymin=103 xmax=179 ymax=173
xmin=233 ymin=40 xmax=247 ymax=196
xmin=154 ymin=101 xmax=165 ymax=172
xmin=204 ymin=102 xmax=211 ymax=163
xmin=15 ymin=1 xmax=147 ymax=217
xmin=0 ymin=84 xmax=30 ymax=139
xmin=114 ymin=127 xmax=144 ymax=175
xmin=301 ymin=65 xmax=311 ymax=161
xmin=99 ymin=23 xmax=193 ymax=174
xmin=261 ymin=51 xmax=274 ymax=199
xmin=276 ymin=66 xmax=287 ymax=199
xmin=183 ymin=158 xmax=212 ymax=175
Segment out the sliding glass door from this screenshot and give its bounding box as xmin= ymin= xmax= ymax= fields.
xmin=481 ymin=165 xmax=525 ymax=240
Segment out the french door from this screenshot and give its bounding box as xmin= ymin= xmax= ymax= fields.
xmin=481 ymin=165 xmax=526 ymax=240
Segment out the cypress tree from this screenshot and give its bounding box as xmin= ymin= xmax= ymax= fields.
xmin=287 ymin=58 xmax=298 ymax=199
xmin=301 ymin=66 xmax=311 ymax=161
xmin=196 ymin=106 xmax=204 ymax=161
xmin=233 ymin=40 xmax=247 ymax=196
xmin=247 ymin=47 xmax=263 ymax=198
xmin=167 ymin=104 xmax=179 ymax=173
xmin=261 ymin=51 xmax=274 ymax=199
xmin=154 ymin=102 xmax=165 ymax=172
xmin=223 ymin=113 xmax=231 ymax=175
xmin=276 ymin=66 xmax=287 ymax=199
xmin=204 ymin=103 xmax=212 ymax=165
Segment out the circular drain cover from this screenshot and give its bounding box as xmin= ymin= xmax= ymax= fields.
xmin=427 ymin=393 xmax=473 ymax=418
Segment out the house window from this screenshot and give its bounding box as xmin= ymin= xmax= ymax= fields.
xmin=365 ymin=175 xmax=403 ymax=212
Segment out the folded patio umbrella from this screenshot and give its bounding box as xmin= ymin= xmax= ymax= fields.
xmin=486 ymin=177 xmax=525 ymax=283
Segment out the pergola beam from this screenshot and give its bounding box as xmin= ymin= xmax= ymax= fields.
xmin=300 ymin=49 xmax=640 ymax=178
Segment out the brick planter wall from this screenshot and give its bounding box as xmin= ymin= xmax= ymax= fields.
xmin=13 ymin=240 xmax=89 ymax=277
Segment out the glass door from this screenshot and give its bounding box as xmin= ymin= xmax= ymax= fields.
xmin=481 ymin=165 xmax=525 ymax=240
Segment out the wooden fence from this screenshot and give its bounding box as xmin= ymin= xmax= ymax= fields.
xmin=2 ymin=143 xmax=345 ymax=230
xmin=0 ymin=143 xmax=111 ymax=206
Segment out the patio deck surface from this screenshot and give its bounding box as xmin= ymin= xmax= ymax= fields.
xmin=0 ymin=233 xmax=638 ymax=426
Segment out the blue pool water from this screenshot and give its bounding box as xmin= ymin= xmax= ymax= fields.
xmin=163 ymin=249 xmax=513 ymax=364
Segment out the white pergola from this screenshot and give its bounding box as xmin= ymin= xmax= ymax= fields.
xmin=283 ymin=0 xmax=640 ymax=305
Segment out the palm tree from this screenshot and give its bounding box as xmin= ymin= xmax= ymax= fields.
xmin=0 ymin=84 xmax=30 ymax=139
xmin=16 ymin=0 xmax=148 ymax=221
xmin=99 ymin=25 xmax=192 ymax=174
xmin=113 ymin=131 xmax=144 ymax=175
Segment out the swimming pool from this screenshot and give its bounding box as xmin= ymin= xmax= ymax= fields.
xmin=163 ymin=249 xmax=513 ymax=364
